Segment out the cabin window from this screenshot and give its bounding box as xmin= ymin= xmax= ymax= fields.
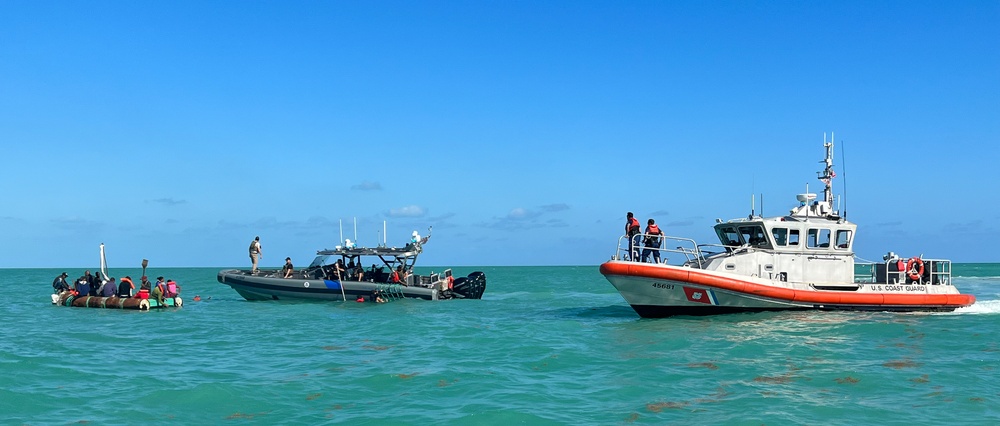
xmin=788 ymin=229 xmax=800 ymax=246
xmin=836 ymin=230 xmax=852 ymax=249
xmin=739 ymin=225 xmax=771 ymax=249
xmin=718 ymin=227 xmax=741 ymax=246
xmin=772 ymin=228 xmax=788 ymax=246
xmin=808 ymin=229 xmax=831 ymax=249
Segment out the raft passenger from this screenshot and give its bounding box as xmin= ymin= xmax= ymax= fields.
xmin=165 ymin=279 xmax=180 ymax=298
xmin=52 ymin=272 xmax=70 ymax=294
xmin=152 ymin=277 xmax=167 ymax=305
xmin=74 ymin=276 xmax=91 ymax=297
xmin=117 ymin=276 xmax=135 ymax=298
xmin=101 ymin=277 xmax=117 ymax=297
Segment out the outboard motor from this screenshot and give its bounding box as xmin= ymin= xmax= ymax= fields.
xmin=450 ymin=271 xmax=487 ymax=299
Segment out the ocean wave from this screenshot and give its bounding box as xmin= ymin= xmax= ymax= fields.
xmin=953 ymin=299 xmax=1000 ymax=315
xmin=951 ymin=276 xmax=1000 ymax=280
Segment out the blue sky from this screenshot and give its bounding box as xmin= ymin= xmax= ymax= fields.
xmin=1 ymin=1 xmax=997 ymax=268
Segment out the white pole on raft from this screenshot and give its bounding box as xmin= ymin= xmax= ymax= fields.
xmin=353 ymin=217 xmax=357 ymax=244
xmin=100 ymin=243 xmax=109 ymax=278
xmin=383 ymin=220 xmax=387 ymax=246
xmin=339 ymin=219 xmax=343 ymax=245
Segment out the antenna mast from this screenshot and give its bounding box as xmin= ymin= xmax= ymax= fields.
xmin=841 ymin=138 xmax=848 ymax=219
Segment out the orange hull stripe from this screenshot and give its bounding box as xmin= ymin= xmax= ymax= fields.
xmin=600 ymin=262 xmax=975 ymax=307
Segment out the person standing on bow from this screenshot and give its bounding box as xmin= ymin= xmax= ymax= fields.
xmin=249 ymin=236 xmax=262 ymax=274
xmin=625 ymin=212 xmax=642 ymax=261
xmin=641 ymin=218 xmax=664 ymax=264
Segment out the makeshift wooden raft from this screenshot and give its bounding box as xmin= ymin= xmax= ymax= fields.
xmin=51 ymin=292 xmax=183 ymax=310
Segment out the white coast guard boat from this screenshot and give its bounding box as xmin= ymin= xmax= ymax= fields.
xmin=600 ymin=136 xmax=975 ymax=317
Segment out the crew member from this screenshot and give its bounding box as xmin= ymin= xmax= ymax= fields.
xmin=282 ymin=257 xmax=294 ymax=278
xmin=641 ymin=218 xmax=664 ymax=264
xmin=625 ymin=212 xmax=642 ymax=261
xmin=249 ymin=236 xmax=262 ymax=274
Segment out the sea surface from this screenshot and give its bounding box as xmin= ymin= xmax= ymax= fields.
xmin=2 ymin=264 xmax=999 ymax=425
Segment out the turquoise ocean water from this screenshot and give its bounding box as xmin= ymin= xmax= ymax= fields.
xmin=2 ymin=264 xmax=999 ymax=424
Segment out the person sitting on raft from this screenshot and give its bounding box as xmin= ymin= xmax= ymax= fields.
xmin=165 ymin=279 xmax=180 ymax=298
xmin=52 ymin=272 xmax=70 ymax=294
xmin=117 ymin=276 xmax=135 ymax=298
xmin=152 ymin=277 xmax=167 ymax=305
xmin=101 ymin=277 xmax=117 ymax=297
xmin=74 ymin=276 xmax=90 ymax=297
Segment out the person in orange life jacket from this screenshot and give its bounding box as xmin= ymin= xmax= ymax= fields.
xmin=641 ymin=218 xmax=664 ymax=263
xmin=625 ymin=212 xmax=642 ymax=261
xmin=117 ymin=276 xmax=135 ymax=298
xmin=165 ymin=279 xmax=180 ymax=298
xmin=391 ymin=266 xmax=403 ymax=284
xmin=152 ymin=276 xmax=167 ymax=305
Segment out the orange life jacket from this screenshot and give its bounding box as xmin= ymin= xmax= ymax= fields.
xmin=627 ymin=217 xmax=641 ymax=235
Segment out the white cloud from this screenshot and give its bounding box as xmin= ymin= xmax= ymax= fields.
xmin=388 ymin=205 xmax=427 ymax=218
xmin=351 ymin=181 xmax=383 ymax=191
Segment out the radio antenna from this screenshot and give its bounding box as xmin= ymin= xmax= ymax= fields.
xmin=841 ymin=139 xmax=848 ymax=219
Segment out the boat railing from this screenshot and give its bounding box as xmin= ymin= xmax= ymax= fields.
xmin=614 ymin=233 xmax=704 ymax=267
xmin=855 ymin=258 xmax=952 ymax=285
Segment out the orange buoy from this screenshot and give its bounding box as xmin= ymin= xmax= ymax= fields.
xmin=906 ymin=257 xmax=925 ymax=281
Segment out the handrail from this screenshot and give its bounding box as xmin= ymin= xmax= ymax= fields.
xmin=854 ymin=258 xmax=952 ymax=286
xmin=613 ymin=233 xmax=705 ymax=268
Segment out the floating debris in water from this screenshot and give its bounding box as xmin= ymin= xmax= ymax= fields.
xmin=686 ymin=362 xmax=719 ymax=370
xmin=754 ymin=375 xmax=793 ymax=384
xmin=883 ymin=359 xmax=921 ymax=369
xmin=646 ymin=401 xmax=689 ymax=412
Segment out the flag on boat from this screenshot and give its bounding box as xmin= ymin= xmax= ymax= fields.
xmin=683 ymin=286 xmax=719 ymax=305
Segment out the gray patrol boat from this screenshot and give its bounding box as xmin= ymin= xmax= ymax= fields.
xmin=218 ymin=229 xmax=486 ymax=302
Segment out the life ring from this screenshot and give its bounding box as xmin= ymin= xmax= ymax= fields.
xmin=906 ymin=257 xmax=924 ymax=281
xmin=447 ymin=276 xmax=454 ymax=290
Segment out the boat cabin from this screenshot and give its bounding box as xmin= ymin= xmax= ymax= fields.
xmin=699 ymin=190 xmax=857 ymax=285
